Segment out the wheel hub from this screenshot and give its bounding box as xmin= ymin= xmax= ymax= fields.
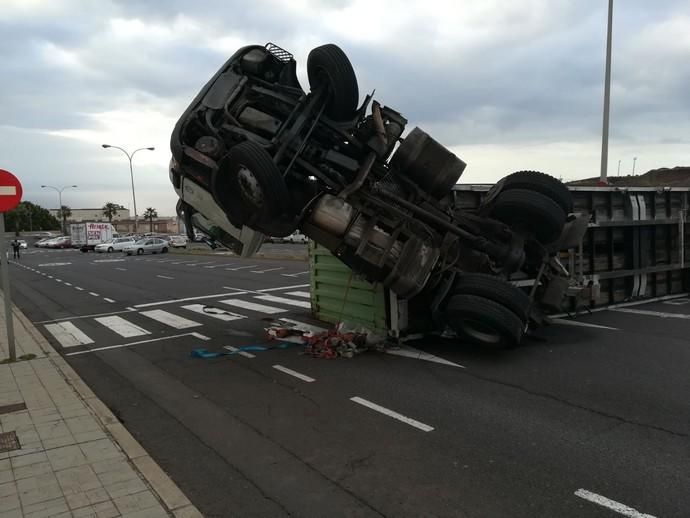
xmin=237 ymin=165 xmax=264 ymax=208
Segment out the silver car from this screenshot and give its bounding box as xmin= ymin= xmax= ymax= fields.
xmin=123 ymin=238 xmax=169 ymax=256
xmin=95 ymin=237 xmax=135 ymax=253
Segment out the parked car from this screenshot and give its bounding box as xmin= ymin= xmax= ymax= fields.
xmin=283 ymin=231 xmax=308 ymax=244
xmin=48 ymin=237 xmax=71 ymax=249
xmin=170 ymin=42 xmax=586 ymax=349
xmin=94 ymin=237 xmax=136 ymax=253
xmin=170 ymin=235 xmax=188 ymax=248
xmin=17 ymin=240 xmax=27 ymax=249
xmin=123 ymin=238 xmax=169 ymax=256
xmin=35 ymin=237 xmax=56 ymax=247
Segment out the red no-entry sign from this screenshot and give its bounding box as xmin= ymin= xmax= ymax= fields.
xmin=0 ymin=169 xmax=22 ymax=212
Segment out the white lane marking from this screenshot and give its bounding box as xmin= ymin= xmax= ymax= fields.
xmin=94 ymin=316 xmax=151 ymax=337
xmin=55 ymin=279 xmax=63 ymax=283
xmin=350 ymin=397 xmax=434 ymax=432
xmin=611 ymin=307 xmax=690 ymax=320
xmin=115 ymin=267 xmax=127 ymax=271
xmin=550 ymin=292 xmax=690 ymax=319
xmin=272 ymin=365 xmax=315 ymax=383
xmin=186 ymin=261 xmax=215 ymax=266
xmin=205 ymin=263 xmax=236 ymax=269
xmin=171 ymin=260 xmax=196 ymax=265
xmin=93 ymin=259 xmax=125 ymax=263
xmin=385 ymin=346 xmax=466 ymax=368
xmin=47 ymin=275 xmax=53 ymax=279
xmin=663 ymin=297 xmax=690 ymax=305
xmin=219 ymin=299 xmax=287 ymax=314
xmin=39 ymin=262 xmax=72 ymax=267
xmin=126 ymin=307 xmax=136 ymax=311
xmin=251 ymin=267 xmax=284 ymax=274
xmin=103 ymin=298 xmax=116 ymax=303
xmin=551 ymin=318 xmax=620 ymax=330
xmin=34 ymin=309 xmax=135 ymax=324
xmin=574 ymin=489 xmax=656 ymax=518
xmin=89 ymin=292 xmax=99 ymax=297
xmin=156 ymin=275 xmax=174 ymax=280
xmin=281 ymin=271 xmax=309 ymax=278
xmin=63 ymin=282 xmax=72 ymax=286
xmin=65 ymin=332 xmax=209 ymax=356
xmin=285 ymin=291 xmax=310 ymax=299
xmin=225 ymin=265 xmax=257 ymax=271
xmin=181 ymin=304 xmax=246 ymax=321
xmin=255 ymin=294 xmax=311 ymax=309
xmin=140 ymin=309 xmax=202 ymax=329
xmin=133 ymin=292 xmax=249 ymax=308
xmin=75 ymin=287 xmax=84 ymax=291
xmin=223 ymin=345 xmax=256 ymax=358
xmin=44 ymin=322 xmax=94 ymax=348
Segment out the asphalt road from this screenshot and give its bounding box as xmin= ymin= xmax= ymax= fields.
xmin=8 ymin=246 xmax=690 ymax=518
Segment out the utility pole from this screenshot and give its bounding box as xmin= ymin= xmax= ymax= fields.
xmin=599 ymin=0 xmax=614 ymax=185
xmin=632 ymin=156 xmax=638 ymax=176
xmin=617 ymin=159 xmax=621 ymax=176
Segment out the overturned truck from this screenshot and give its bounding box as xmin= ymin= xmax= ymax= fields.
xmin=169 ymin=43 xmax=587 ymax=349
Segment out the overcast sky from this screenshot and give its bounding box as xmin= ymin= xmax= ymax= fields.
xmin=1 ymin=0 xmax=689 ymax=217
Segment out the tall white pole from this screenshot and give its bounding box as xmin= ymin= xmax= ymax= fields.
xmin=599 ymin=0 xmax=614 ymax=185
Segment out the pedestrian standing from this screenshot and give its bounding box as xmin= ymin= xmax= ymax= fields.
xmin=11 ymin=239 xmax=20 ymax=260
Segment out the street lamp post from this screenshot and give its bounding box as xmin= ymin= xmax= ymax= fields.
xmin=617 ymin=159 xmax=621 ymax=176
xmin=599 ymin=0 xmax=614 ymax=185
xmin=41 ymin=185 xmax=77 ymax=234
xmin=101 ymin=144 xmax=155 ymax=233
xmin=632 ymin=156 xmax=638 ymax=176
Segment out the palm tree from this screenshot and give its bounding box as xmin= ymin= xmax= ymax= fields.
xmin=57 ymin=205 xmax=72 ymax=234
xmin=102 ymin=202 xmax=120 ymax=223
xmin=144 ymin=207 xmax=158 ymax=233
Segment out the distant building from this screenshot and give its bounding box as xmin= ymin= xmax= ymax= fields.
xmin=49 ymin=207 xmax=131 ymax=223
xmin=114 ymin=217 xmax=179 ymax=235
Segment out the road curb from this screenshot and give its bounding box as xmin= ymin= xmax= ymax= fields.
xmin=12 ymin=304 xmax=204 ymax=518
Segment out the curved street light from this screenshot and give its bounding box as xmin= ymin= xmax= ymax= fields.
xmin=101 ymin=144 xmax=155 ymax=233
xmin=41 ymin=184 xmax=78 ymax=234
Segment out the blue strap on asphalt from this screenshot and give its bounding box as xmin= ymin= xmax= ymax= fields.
xmin=190 ymin=342 xmax=297 ymax=359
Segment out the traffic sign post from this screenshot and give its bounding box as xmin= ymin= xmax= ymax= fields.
xmin=0 ymin=169 xmax=23 ymax=362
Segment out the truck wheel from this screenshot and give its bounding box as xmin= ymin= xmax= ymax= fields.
xmin=489 ymin=171 xmax=573 ymax=214
xmin=107 ymin=247 xmax=114 ymax=253
xmin=490 ymin=188 xmax=566 ymax=244
xmin=445 ymin=294 xmax=524 ymax=349
xmin=307 ymin=44 xmax=359 ymax=121
xmin=452 ymin=273 xmax=531 ymax=322
xmin=214 ymin=141 xmax=291 ymax=228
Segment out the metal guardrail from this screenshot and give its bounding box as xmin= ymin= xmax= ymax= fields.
xmin=454 ymin=185 xmax=690 ymax=308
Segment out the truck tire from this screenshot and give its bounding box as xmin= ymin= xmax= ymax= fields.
xmin=214 ymin=141 xmax=290 ymax=228
xmin=307 ymin=44 xmax=359 ymax=121
xmin=452 ymin=273 xmax=531 ymax=322
xmin=490 ymin=188 xmax=566 ymax=244
xmin=493 ymin=170 xmax=573 ymax=214
xmin=445 ymin=294 xmax=524 ymax=349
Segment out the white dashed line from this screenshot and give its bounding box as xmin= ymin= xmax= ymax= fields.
xmin=251 ymin=267 xmax=284 ymax=274
xmin=103 ymin=298 xmax=116 ymax=303
xmin=156 ymin=275 xmax=174 ymax=280
xmin=272 ymin=365 xmax=315 ymax=383
xmin=115 ymin=267 xmax=127 ymax=271
xmin=75 ymin=287 xmax=84 ymax=291
xmin=255 ymin=294 xmax=311 ymax=309
xmin=551 ymin=319 xmax=619 ymax=330
xmin=281 ymin=271 xmax=309 ymax=278
xmin=63 ymin=282 xmax=72 ymax=286
xmin=223 ymin=345 xmax=256 ymax=358
xmin=225 ymin=265 xmax=257 ymax=271
xmin=350 ymin=397 xmax=434 ymax=432
xmin=611 ymin=307 xmax=690 ymax=320
xmin=574 ymin=489 xmax=656 ymax=518
xmin=89 ymin=292 xmax=99 ymax=297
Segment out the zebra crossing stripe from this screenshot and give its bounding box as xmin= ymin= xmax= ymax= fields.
xmin=219 ymin=299 xmax=287 ymax=314
xmin=255 ymin=294 xmax=311 ymax=309
xmin=44 ymin=321 xmax=94 ymax=348
xmin=140 ymin=309 xmax=202 ymax=329
xmin=94 ymin=316 xmax=151 ymax=337
xmin=285 ymin=291 xmax=311 ymax=299
xmin=181 ymin=304 xmax=246 ymax=321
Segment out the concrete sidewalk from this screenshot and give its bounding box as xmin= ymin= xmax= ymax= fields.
xmin=0 ymin=293 xmax=203 ymax=518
